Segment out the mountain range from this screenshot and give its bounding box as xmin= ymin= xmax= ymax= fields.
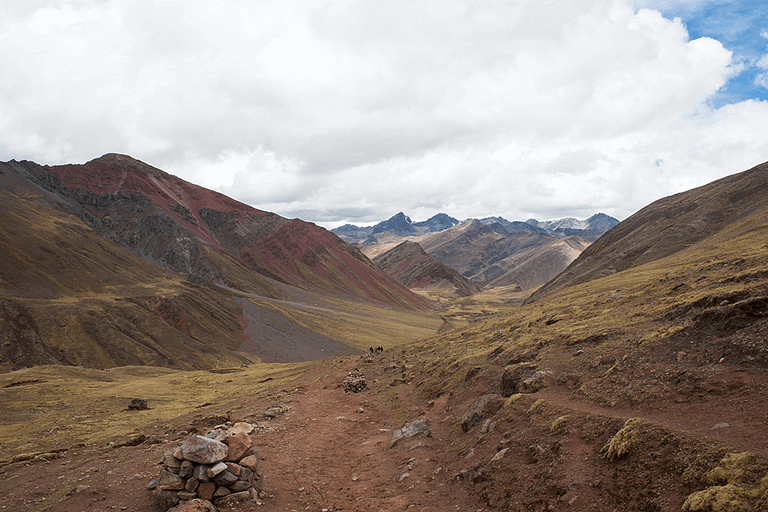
xmin=335 ymin=211 xmax=618 ymax=295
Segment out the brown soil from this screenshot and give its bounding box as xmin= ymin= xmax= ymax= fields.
xmin=0 ymin=356 xmax=483 ymax=512
xmin=2 ymin=354 xmax=768 ymax=512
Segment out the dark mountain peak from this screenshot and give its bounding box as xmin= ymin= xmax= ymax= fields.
xmin=585 ymin=213 xmax=620 ymax=231
xmin=372 ymin=212 xmax=415 ymax=235
xmin=413 ymin=213 xmax=459 ymax=232
xmin=479 ymin=217 xmax=548 ymax=234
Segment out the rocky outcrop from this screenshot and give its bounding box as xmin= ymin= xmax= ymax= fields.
xmin=460 ymin=394 xmax=506 ymax=432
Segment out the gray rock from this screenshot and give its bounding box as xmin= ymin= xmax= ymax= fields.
xmin=179 ymin=460 xmax=195 ymax=479
xmin=176 ymin=490 xmax=197 ymax=500
xmin=146 ymin=477 xmax=159 ymax=491
xmin=156 ymin=490 xmax=180 ymax=510
xmin=521 ymin=370 xmax=553 ymax=393
xmin=214 ymin=490 xmax=250 ymax=506
xmin=229 ymin=480 xmax=251 ymax=492
xmin=461 ymin=394 xmax=506 ymax=432
xmin=192 ymin=464 xmax=210 ymax=482
xmin=225 ymin=462 xmax=242 ymax=476
xmin=391 ymin=418 xmax=431 ymax=447
xmin=239 ymin=467 xmax=254 ymax=484
xmin=128 ymin=398 xmax=148 ymax=410
xmin=500 ymin=363 xmax=538 ymax=396
xmin=180 ymin=435 xmax=228 ymax=465
xmin=207 ymin=462 xmax=228 ymax=478
xmin=158 ymin=469 xmax=185 ymax=491
xmin=214 ymin=470 xmax=238 ymax=486
xmin=213 ymin=486 xmax=231 ymax=497
xmin=163 ymin=451 xmax=182 ymax=470
xmin=185 ymin=476 xmax=199 ymax=493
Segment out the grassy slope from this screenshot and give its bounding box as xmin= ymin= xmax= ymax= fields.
xmin=0 ymin=362 xmax=308 ymax=459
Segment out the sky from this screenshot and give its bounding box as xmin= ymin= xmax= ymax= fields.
xmin=1 ymin=0 xmax=768 ymax=229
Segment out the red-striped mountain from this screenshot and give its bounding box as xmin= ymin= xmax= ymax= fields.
xmin=372 ymin=241 xmax=482 ymax=297
xmin=0 ymin=154 xmax=431 ymax=371
xmin=4 ymin=154 xmax=427 ymax=309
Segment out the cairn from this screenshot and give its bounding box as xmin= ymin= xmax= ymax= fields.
xmin=148 ymin=422 xmax=262 ymax=510
xmin=342 ymin=367 xmax=368 ymax=393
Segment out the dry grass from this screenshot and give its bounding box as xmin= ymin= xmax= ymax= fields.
xmin=0 ymin=361 xmax=307 ymax=461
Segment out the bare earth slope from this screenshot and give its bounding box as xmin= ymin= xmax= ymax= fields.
xmin=530 ymin=160 xmax=768 ymax=302
xmin=373 ymin=241 xmax=483 ymax=297
xmin=419 ymin=219 xmax=585 ymax=291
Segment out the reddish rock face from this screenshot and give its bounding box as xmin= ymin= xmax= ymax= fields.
xmin=45 ymin=154 xmax=429 ymax=311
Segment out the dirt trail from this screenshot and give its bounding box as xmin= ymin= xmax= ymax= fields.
xmin=537 ymin=369 xmax=768 ymax=460
xmin=252 ymin=356 xmax=482 ymax=512
xmin=0 ymin=356 xmax=483 ymax=512
xmin=3 ymin=355 xmax=768 ymax=512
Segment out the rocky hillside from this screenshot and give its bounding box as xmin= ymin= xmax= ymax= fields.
xmin=372 ymin=241 xmax=483 ymax=297
xmin=0 ymin=188 xmax=252 ymax=372
xmin=0 ymin=154 xmax=436 ymax=371
xmin=418 ymin=220 xmax=589 ymax=291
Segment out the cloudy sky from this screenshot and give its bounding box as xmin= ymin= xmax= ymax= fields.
xmin=2 ymin=0 xmax=768 ymax=228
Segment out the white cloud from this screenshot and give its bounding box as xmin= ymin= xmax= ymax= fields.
xmin=0 ymin=0 xmax=766 ymax=226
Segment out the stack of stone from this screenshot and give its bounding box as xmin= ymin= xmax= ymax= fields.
xmin=150 ymin=422 xmax=261 ymax=510
xmin=342 ymin=367 xmax=367 ymax=393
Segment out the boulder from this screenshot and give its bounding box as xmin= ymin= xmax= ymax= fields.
xmin=500 ymin=362 xmax=538 ymax=396
xmin=461 ymin=394 xmax=506 ymax=432
xmin=128 ymin=398 xmax=148 ymax=410
xmin=520 ymin=370 xmax=553 ymax=393
xmin=180 ymin=435 xmax=228 ymax=465
xmin=390 ymin=418 xmax=431 ymax=447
